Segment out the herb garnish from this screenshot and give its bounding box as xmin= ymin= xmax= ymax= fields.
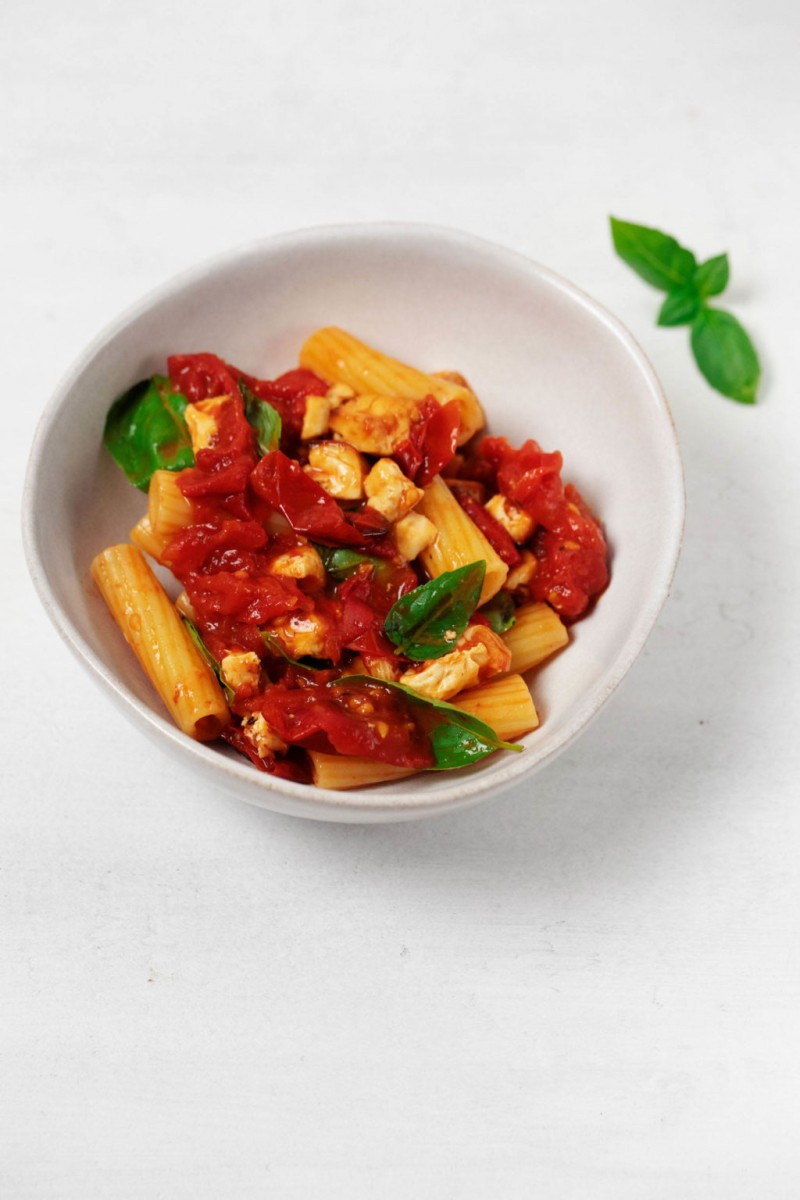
xmin=104 ymin=375 xmax=195 ymax=490
xmin=610 ymin=217 xmax=760 ymax=404
xmin=240 ymin=380 xmax=282 ymax=455
xmin=384 ymin=562 xmax=486 ymax=661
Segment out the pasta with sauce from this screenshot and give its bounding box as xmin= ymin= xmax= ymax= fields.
xmin=94 ymin=329 xmax=609 ymax=788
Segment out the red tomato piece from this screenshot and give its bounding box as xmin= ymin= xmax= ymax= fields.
xmin=251 ymin=368 xmax=330 ymax=443
xmin=251 ymin=451 xmax=386 ymax=549
xmin=480 ymin=436 xmax=565 ymax=530
xmin=168 ymin=353 xmax=242 ymax=403
xmin=256 ymin=681 xmax=434 ymax=767
xmin=184 ymin=568 xmax=311 ymax=625
xmin=395 ymin=397 xmax=460 ymax=485
xmin=532 ymin=484 xmax=609 ymax=619
xmin=451 ymin=486 xmax=521 ymax=566
xmin=163 ymin=519 xmax=267 ymax=575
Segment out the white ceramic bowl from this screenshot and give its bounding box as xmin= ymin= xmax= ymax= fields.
xmin=23 ymin=224 xmax=683 ymax=823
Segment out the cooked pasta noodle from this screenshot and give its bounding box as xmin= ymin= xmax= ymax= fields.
xmin=416 ymin=475 xmax=508 ymax=605
xmin=503 ymin=601 xmax=569 ymax=674
xmin=91 ymin=544 xmax=229 ymax=740
xmin=299 ymin=326 xmax=485 ymax=444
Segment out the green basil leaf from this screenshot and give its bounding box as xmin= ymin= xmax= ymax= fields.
xmin=657 ymin=284 xmax=702 ymax=327
xmin=315 ymin=545 xmax=380 ymax=580
xmin=480 ymin=592 xmax=517 ymax=634
xmin=610 ymin=217 xmax=697 ymax=291
xmin=384 ymin=561 xmax=486 ymax=661
xmin=104 ymin=375 xmax=195 ymax=491
xmin=240 ymin=380 xmax=281 ymax=456
xmin=333 ymin=675 xmax=522 ymax=769
xmin=182 ymin=615 xmax=234 ymax=701
xmin=694 ymin=253 xmax=729 ymax=298
xmin=690 ymin=308 xmax=760 ymax=404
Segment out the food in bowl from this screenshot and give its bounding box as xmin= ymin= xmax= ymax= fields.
xmin=92 ymin=326 xmax=609 ymax=789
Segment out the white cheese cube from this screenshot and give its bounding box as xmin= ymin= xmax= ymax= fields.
xmin=304 ymin=441 xmax=367 ymax=500
xmin=364 ymin=459 xmax=423 ymax=523
xmin=393 ymin=512 xmax=438 ymax=561
xmin=485 ymin=494 xmax=535 ymax=544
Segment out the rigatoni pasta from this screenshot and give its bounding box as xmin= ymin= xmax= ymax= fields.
xmin=503 ymin=601 xmax=569 ymax=674
xmin=299 ymin=326 xmax=485 ymax=444
xmin=416 ymin=474 xmax=508 ymax=605
xmin=91 ymin=544 xmax=230 ymax=741
xmin=96 ymin=327 xmax=609 ymax=789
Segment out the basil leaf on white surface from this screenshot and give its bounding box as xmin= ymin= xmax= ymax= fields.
xmin=610 ymin=217 xmax=760 ymax=404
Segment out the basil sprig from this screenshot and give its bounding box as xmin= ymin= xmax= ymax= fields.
xmin=240 ymin=380 xmax=281 ymax=455
xmin=334 ymin=675 xmax=522 ymax=769
xmin=610 ymin=217 xmax=760 ymax=404
xmin=384 ymin=562 xmax=486 ymax=661
xmin=104 ymin=375 xmax=195 ymax=490
xmin=182 ymin=615 xmax=234 ymax=702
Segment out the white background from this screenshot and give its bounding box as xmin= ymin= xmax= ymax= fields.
xmin=3 ymin=1 xmax=800 ymax=1196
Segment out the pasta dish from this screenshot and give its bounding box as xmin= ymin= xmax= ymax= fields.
xmin=93 ymin=328 xmax=608 ymax=788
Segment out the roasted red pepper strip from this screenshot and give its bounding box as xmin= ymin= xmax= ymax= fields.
xmin=451 ymin=486 xmax=521 ymax=566
xmin=251 ymin=451 xmax=385 ymax=549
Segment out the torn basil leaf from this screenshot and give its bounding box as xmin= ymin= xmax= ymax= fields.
xmin=333 ymin=675 xmax=522 ymax=769
xmin=104 ymin=375 xmax=194 ymax=491
xmin=240 ymin=380 xmax=281 ymax=456
xmin=384 ymin=561 xmax=486 ymax=661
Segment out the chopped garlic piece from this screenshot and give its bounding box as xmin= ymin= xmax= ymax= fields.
xmin=304 ymin=441 xmax=366 ymax=500
xmin=485 ymin=494 xmax=535 ymax=544
xmin=364 ymin=459 xmax=423 ymax=523
xmin=393 ymin=512 xmax=438 ymax=561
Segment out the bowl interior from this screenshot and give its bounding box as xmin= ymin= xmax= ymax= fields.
xmin=25 ymin=225 xmax=683 ymax=820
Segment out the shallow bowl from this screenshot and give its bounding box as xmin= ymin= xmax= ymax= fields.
xmin=23 ymin=224 xmax=683 ymax=823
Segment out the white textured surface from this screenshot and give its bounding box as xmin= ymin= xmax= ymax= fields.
xmin=3 ymin=0 xmax=800 ymax=1195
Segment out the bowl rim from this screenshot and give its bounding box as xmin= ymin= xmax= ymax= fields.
xmin=22 ymin=221 xmax=685 ymax=820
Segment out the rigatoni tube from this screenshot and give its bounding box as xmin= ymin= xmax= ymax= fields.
xmin=91 ymin=544 xmax=229 ymax=741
